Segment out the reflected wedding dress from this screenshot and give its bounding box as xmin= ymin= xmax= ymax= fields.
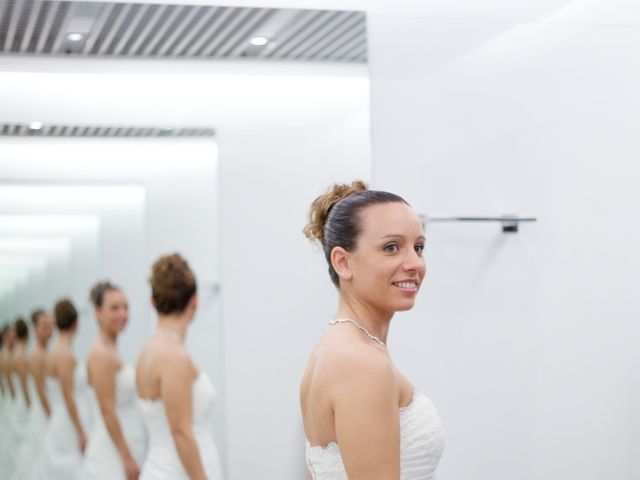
xmin=139 ymin=371 xmax=223 ymax=479
xmin=5 ymin=372 xmax=30 ymax=477
xmin=11 ymin=375 xmax=50 ymax=480
xmin=32 ymin=363 xmax=92 ymax=480
xmin=83 ymin=364 xmax=147 ymax=480
xmin=305 ymin=391 xmax=445 ymax=479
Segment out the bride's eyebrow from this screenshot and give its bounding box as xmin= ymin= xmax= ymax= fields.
xmin=380 ymin=234 xmax=426 ymax=241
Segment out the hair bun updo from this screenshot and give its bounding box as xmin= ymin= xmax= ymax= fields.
xmin=149 ymin=253 xmax=197 ymax=315
xmin=54 ymin=299 xmax=78 ymax=331
xmin=303 ymin=180 xmax=408 ymax=287
xmin=15 ymin=317 xmax=29 ymax=340
xmin=303 ymin=180 xmax=368 ymax=245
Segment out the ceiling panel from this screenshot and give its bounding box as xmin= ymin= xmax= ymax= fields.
xmin=0 ymin=0 xmax=367 ymax=62
xmin=0 ymin=122 xmax=214 ymax=137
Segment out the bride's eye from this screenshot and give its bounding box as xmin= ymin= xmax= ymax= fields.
xmin=383 ymin=243 xmax=399 ymax=253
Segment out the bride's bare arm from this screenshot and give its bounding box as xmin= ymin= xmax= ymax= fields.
xmin=58 ymin=353 xmax=87 ymax=452
xmin=31 ymin=351 xmax=51 ymax=417
xmin=16 ymin=353 xmax=31 ymax=407
xmin=332 ymin=348 xmax=401 ymax=480
xmin=162 ymin=349 xmax=207 ymax=480
xmin=90 ymin=349 xmax=139 ymax=479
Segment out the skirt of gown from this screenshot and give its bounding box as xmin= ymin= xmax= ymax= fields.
xmin=31 ymin=365 xmax=92 ymax=480
xmin=6 ymin=373 xmax=31 ymax=478
xmin=10 ymin=377 xmax=50 ymax=480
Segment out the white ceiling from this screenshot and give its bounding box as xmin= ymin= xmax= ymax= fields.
xmin=110 ymin=0 xmax=640 ymax=26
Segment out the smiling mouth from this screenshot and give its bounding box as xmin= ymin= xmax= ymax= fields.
xmin=392 ymin=281 xmax=418 ymax=289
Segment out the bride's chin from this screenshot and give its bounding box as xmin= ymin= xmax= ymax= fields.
xmin=393 ymin=300 xmax=417 ymax=312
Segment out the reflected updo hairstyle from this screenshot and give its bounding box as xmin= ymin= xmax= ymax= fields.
xmin=149 ymin=253 xmax=197 ymax=315
xmin=89 ymin=281 xmax=120 ymax=308
xmin=15 ymin=317 xmax=29 ymax=341
xmin=303 ymin=180 xmax=409 ymax=287
xmin=54 ymin=299 xmax=78 ymax=331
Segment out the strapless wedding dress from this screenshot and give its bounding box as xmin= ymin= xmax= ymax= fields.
xmin=5 ymin=372 xmax=30 ymax=477
xmin=139 ymin=371 xmax=223 ymax=479
xmin=11 ymin=375 xmax=50 ymax=480
xmin=0 ymin=374 xmax=14 ymax=472
xmin=305 ymin=391 xmax=445 ymax=479
xmin=32 ymin=363 xmax=93 ymax=480
xmin=83 ymin=364 xmax=147 ymax=480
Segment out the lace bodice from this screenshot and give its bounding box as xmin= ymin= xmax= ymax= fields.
xmin=305 ymin=391 xmax=445 ymax=479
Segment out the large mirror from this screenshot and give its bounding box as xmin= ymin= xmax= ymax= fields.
xmin=0 ymin=1 xmax=370 ymax=478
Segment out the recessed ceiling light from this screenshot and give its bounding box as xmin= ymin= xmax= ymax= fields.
xmin=66 ymin=33 xmax=84 ymax=42
xmin=250 ymin=36 xmax=269 ymax=46
xmin=28 ymin=122 xmax=43 ymax=130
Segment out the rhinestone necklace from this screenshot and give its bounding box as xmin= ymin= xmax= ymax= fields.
xmin=329 ymin=318 xmax=387 ymax=349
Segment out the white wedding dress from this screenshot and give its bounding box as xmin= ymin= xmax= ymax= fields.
xmin=139 ymin=371 xmax=223 ymax=479
xmin=5 ymin=372 xmax=31 ymax=477
xmin=83 ymin=364 xmax=147 ymax=480
xmin=32 ymin=363 xmax=93 ymax=480
xmin=10 ymin=375 xmax=50 ymax=480
xmin=305 ymin=390 xmax=445 ymax=479
xmin=1 ymin=377 xmax=19 ymax=477
xmin=0 ymin=383 xmax=9 ymax=472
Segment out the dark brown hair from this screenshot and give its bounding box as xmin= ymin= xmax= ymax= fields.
xmin=54 ymin=299 xmax=78 ymax=331
xmin=89 ymin=281 xmax=120 ymax=308
xmin=15 ymin=317 xmax=29 ymax=340
xmin=303 ymin=180 xmax=409 ymax=287
xmin=31 ymin=309 xmax=46 ymax=325
xmin=149 ymin=253 xmax=197 ymax=315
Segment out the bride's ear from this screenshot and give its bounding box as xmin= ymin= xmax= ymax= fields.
xmin=331 ymin=246 xmax=353 ymax=281
xmin=188 ymin=293 xmax=198 ymax=313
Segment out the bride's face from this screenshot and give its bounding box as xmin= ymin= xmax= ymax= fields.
xmin=35 ymin=314 xmax=54 ymax=342
xmin=344 ymin=202 xmax=426 ymax=313
xmin=97 ymin=290 xmax=129 ymax=335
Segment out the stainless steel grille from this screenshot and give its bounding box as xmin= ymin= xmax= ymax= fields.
xmin=0 ymin=123 xmax=215 ymax=137
xmin=0 ymin=1 xmax=367 ymax=62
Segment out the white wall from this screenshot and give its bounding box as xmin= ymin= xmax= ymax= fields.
xmin=367 ymin=2 xmax=640 ymax=480
xmin=0 ymin=215 xmax=97 ymax=327
xmin=0 ymin=57 xmax=371 ymax=478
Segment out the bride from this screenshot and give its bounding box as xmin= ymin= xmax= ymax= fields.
xmin=83 ymin=281 xmax=147 ymax=480
xmin=33 ymin=298 xmax=91 ymax=480
xmin=301 ymin=181 xmax=445 ymax=479
xmin=10 ymin=310 xmax=54 ymax=480
xmin=136 ymin=253 xmax=223 ymax=480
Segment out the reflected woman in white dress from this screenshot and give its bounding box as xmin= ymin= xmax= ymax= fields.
xmin=301 ymin=181 xmax=445 ymax=479
xmin=0 ymin=325 xmax=16 ymax=474
xmin=84 ymin=281 xmax=147 ymax=480
xmin=7 ymin=318 xmax=32 ymax=476
xmin=33 ymin=299 xmax=89 ymax=480
xmin=11 ymin=310 xmax=54 ymax=480
xmin=136 ymin=253 xmax=223 ymax=480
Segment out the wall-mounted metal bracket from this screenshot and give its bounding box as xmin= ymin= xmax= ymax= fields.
xmin=420 ymin=214 xmax=537 ymax=233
